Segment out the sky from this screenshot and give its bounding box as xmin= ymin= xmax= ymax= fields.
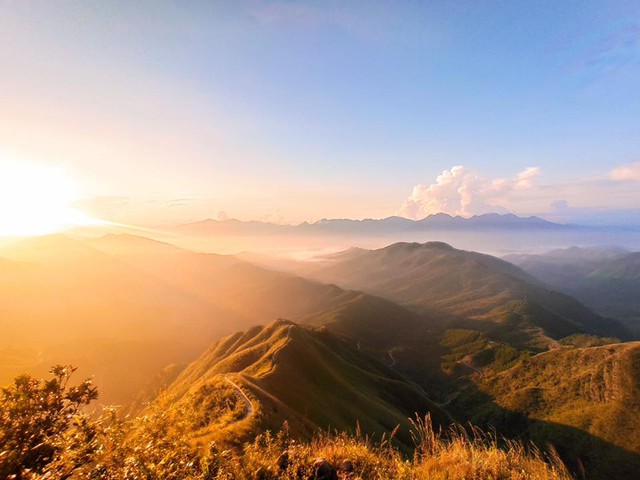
xmin=0 ymin=0 xmax=639 ymax=228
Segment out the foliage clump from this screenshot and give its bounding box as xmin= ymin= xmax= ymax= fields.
xmin=0 ymin=366 xmax=572 ymax=479
xmin=0 ymin=365 xmax=97 ymax=478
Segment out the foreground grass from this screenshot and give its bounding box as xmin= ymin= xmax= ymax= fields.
xmin=214 ymin=416 xmax=571 ymax=480
xmin=1 ymin=366 xmax=571 ymax=479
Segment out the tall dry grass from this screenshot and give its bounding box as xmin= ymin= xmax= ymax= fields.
xmin=213 ymin=414 xmax=571 ymax=480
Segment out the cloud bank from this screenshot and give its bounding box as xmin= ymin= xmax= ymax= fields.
xmin=398 ymin=165 xmax=540 ymax=219
xmin=610 ymin=161 xmax=640 ymax=181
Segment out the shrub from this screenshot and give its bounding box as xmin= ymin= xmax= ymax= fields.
xmin=0 ymin=365 xmax=97 ymax=478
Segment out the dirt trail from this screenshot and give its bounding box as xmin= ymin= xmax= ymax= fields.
xmin=386 ymin=349 xmax=397 ymax=367
xmin=222 ymin=324 xmax=294 ymax=425
xmin=224 ymin=376 xmax=254 ymax=423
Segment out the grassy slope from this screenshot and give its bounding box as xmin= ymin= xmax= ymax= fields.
xmin=162 ymin=320 xmax=449 ymax=448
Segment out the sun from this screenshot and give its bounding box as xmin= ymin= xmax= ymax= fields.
xmin=0 ymin=159 xmax=96 ymax=237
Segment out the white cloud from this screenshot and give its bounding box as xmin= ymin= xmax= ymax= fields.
xmin=610 ymin=161 xmax=640 ymax=181
xmin=514 ymin=167 xmax=540 ymax=189
xmin=398 ymin=165 xmax=541 ymax=219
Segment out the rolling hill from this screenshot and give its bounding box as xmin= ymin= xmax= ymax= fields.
xmin=297 ymin=242 xmax=631 ymax=348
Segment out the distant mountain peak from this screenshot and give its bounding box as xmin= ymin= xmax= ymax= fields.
xmin=424 ymin=241 xmax=456 ymax=249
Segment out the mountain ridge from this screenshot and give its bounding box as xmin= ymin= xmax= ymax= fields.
xmin=176 ymin=213 xmax=565 ymax=237
xmin=160 ymin=319 xmax=450 ymax=446
xmin=505 ymin=246 xmax=640 ymax=335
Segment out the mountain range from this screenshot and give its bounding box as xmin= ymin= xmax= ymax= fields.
xmin=176 ymin=213 xmax=565 ymax=237
xmin=169 ymin=212 xmax=640 ymax=258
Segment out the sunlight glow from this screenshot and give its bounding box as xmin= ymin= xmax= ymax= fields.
xmin=0 ymin=159 xmax=97 ymax=237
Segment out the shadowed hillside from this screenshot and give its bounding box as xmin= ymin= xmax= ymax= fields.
xmin=506 ymin=246 xmax=640 ymax=335
xmin=450 ymin=341 xmax=640 ymax=479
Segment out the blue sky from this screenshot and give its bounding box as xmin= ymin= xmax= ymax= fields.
xmin=0 ymin=1 xmax=639 ymax=225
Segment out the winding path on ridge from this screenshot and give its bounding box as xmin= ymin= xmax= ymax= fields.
xmin=383 ymin=346 xmax=458 ymax=422
xmin=224 ymin=375 xmax=254 ymax=424
xmin=221 ymin=324 xmax=294 ymax=426
xmin=221 ymin=328 xmax=485 ymax=427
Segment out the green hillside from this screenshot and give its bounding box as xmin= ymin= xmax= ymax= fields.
xmin=304 ymin=292 xmax=427 ymax=347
